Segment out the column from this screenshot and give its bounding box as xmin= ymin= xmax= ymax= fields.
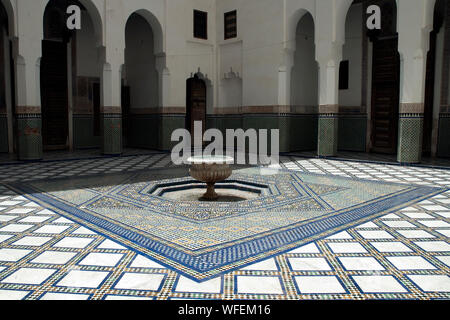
xmin=396 ymin=0 xmax=434 ymax=163
xmin=101 ymin=62 xmax=122 ymax=155
xmin=15 ymin=0 xmax=44 ymax=160
xmin=15 ymin=54 xmax=43 ymax=160
xmin=316 ymin=43 xmax=342 ymax=157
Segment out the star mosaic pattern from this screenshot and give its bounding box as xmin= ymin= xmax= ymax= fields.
xmin=0 ymin=154 xmax=449 ymax=300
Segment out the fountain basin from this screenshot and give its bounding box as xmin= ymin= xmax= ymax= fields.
xmin=186 ymin=156 xmax=234 ymax=201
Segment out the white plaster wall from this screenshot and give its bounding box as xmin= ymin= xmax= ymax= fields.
xmin=339 ymin=3 xmax=363 ymax=107
xmin=76 ymin=11 xmax=99 ymax=78
xmin=291 ymin=13 xmax=318 ymax=107
xmin=7 ymin=0 xmax=443 ymax=114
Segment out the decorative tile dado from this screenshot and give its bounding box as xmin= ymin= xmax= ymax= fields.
xmin=319 ymin=105 xmax=339 ymax=114
xmin=400 ymin=103 xmax=425 ymax=114
xmin=130 ymin=107 xmax=186 ymax=115
xmin=101 ymin=106 xmax=122 ymax=114
xmin=15 ymin=106 xmax=41 ymax=115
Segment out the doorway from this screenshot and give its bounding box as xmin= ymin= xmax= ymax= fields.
xmin=41 ymin=5 xmax=70 ymax=150
xmin=186 ymin=75 xmax=206 ymax=136
xmin=369 ymin=0 xmax=400 ymax=155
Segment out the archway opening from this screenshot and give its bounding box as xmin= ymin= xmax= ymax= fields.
xmin=41 ymin=0 xmax=102 ymax=151
xmin=123 ymin=12 xmax=159 ymax=149
xmin=343 ymin=0 xmax=400 ymax=156
xmin=424 ymin=0 xmax=447 ymax=158
xmin=0 ymin=0 xmax=14 ymax=154
xmin=186 ymin=74 xmax=207 ymax=137
xmin=367 ymin=0 xmax=400 ymax=155
xmin=290 ymin=12 xmax=318 ymax=152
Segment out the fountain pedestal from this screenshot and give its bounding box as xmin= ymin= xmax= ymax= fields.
xmin=186 ymin=156 xmax=234 ymax=201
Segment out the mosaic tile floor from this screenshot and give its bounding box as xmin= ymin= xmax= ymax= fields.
xmin=0 ymin=154 xmax=449 ymax=300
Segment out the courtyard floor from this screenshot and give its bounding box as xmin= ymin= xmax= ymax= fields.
xmin=0 ymin=151 xmax=449 ymax=300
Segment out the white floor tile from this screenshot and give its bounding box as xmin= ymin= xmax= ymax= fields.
xmin=338 ymin=257 xmax=384 ymax=271
xmin=104 ymin=295 xmax=153 ymax=300
xmin=79 ymin=253 xmax=123 ymax=267
xmin=0 ymin=234 xmax=14 ymax=243
xmin=0 ymin=216 xmax=18 ymax=222
xmin=420 ymin=205 xmax=448 ymax=211
xmin=370 ymin=242 xmax=413 ymax=253
xmin=357 ymin=230 xmax=394 ymax=239
xmin=31 ymin=251 xmax=77 ymax=265
xmin=414 ymin=241 xmax=450 ymax=252
xmin=382 ymin=221 xmax=417 ymax=228
xmin=52 ymin=217 xmax=75 ymax=224
xmin=241 ymin=258 xmax=278 ymax=271
xmin=175 ymin=276 xmax=222 ymax=293
xmin=288 ymin=258 xmax=332 ymax=271
xmin=72 ymin=227 xmax=97 ymax=235
xmin=35 ymin=209 xmax=56 ymax=215
xmin=237 ymin=276 xmax=283 ymax=295
xmin=396 ymin=230 xmax=435 ymax=239
xmin=402 ymin=212 xmax=434 ymax=219
xmin=129 ymin=255 xmax=164 ymax=269
xmin=294 ymin=276 xmax=346 ymax=294
xmin=436 ymin=229 xmax=450 ymax=237
xmin=326 ymin=231 xmax=353 ymax=240
xmin=387 ymin=256 xmax=436 ymax=270
xmin=18 ymin=216 xmax=51 ymax=223
xmin=328 ymin=242 xmax=368 ymax=254
xmin=418 ymin=220 xmax=450 ymax=228
xmin=97 ymin=239 xmax=126 ymax=250
xmin=40 ymin=292 xmax=90 ymax=300
xmin=0 ymin=248 xmax=32 ymax=262
xmin=407 ymin=275 xmax=450 ymax=292
xmin=436 ymin=256 xmax=450 ymax=267
xmin=6 ymin=208 xmax=35 ymax=214
xmin=289 ymin=243 xmax=320 ymax=254
xmin=56 ymin=270 xmax=109 ymax=288
xmin=0 ymin=224 xmax=34 ymax=233
xmin=352 ymin=276 xmax=407 ymax=293
xmin=1 ymin=268 xmax=57 ymax=285
xmin=114 ymin=273 xmax=165 ymax=291
xmin=33 ymin=225 xmax=70 ymax=234
xmin=53 ymin=237 xmax=94 ymax=249
xmin=356 ymin=222 xmax=379 ymax=229
xmin=0 ymin=289 xmax=30 ymax=300
xmin=12 ymin=236 xmax=53 ymax=247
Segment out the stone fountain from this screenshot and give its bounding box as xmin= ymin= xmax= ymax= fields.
xmin=186 ymin=155 xmax=234 ymax=201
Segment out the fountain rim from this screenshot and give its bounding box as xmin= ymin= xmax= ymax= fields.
xmin=185 ymin=155 xmax=235 ymax=165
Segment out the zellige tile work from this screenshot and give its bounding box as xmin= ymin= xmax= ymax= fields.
xmin=0 ymin=154 xmax=448 ymax=300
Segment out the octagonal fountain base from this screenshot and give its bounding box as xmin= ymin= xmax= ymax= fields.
xmin=150 ymin=180 xmax=270 ymax=202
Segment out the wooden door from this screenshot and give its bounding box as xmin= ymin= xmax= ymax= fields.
xmin=186 ymin=77 xmax=206 ymax=135
xmin=370 ymin=37 xmax=400 ymax=154
xmin=41 ymin=40 xmax=69 ymax=150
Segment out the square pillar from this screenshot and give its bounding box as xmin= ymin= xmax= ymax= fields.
xmin=397 ymin=103 xmax=424 ymax=164
xmin=101 ymin=107 xmax=122 ymax=155
xmin=318 ymin=105 xmax=339 ymax=157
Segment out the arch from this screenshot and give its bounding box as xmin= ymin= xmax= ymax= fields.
xmin=42 ymin=0 xmax=103 ymax=46
xmin=123 ymin=11 xmax=160 ymax=149
xmin=290 ymin=11 xmax=319 ymax=152
xmin=341 ymin=0 xmax=400 ymax=155
xmin=41 ymin=0 xmax=104 ymax=151
xmin=127 ymin=9 xmax=164 ymax=55
xmin=423 ymin=0 xmax=447 ymax=157
xmin=0 ymin=0 xmax=14 ymax=37
xmin=286 ymin=8 xmax=314 ymax=51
